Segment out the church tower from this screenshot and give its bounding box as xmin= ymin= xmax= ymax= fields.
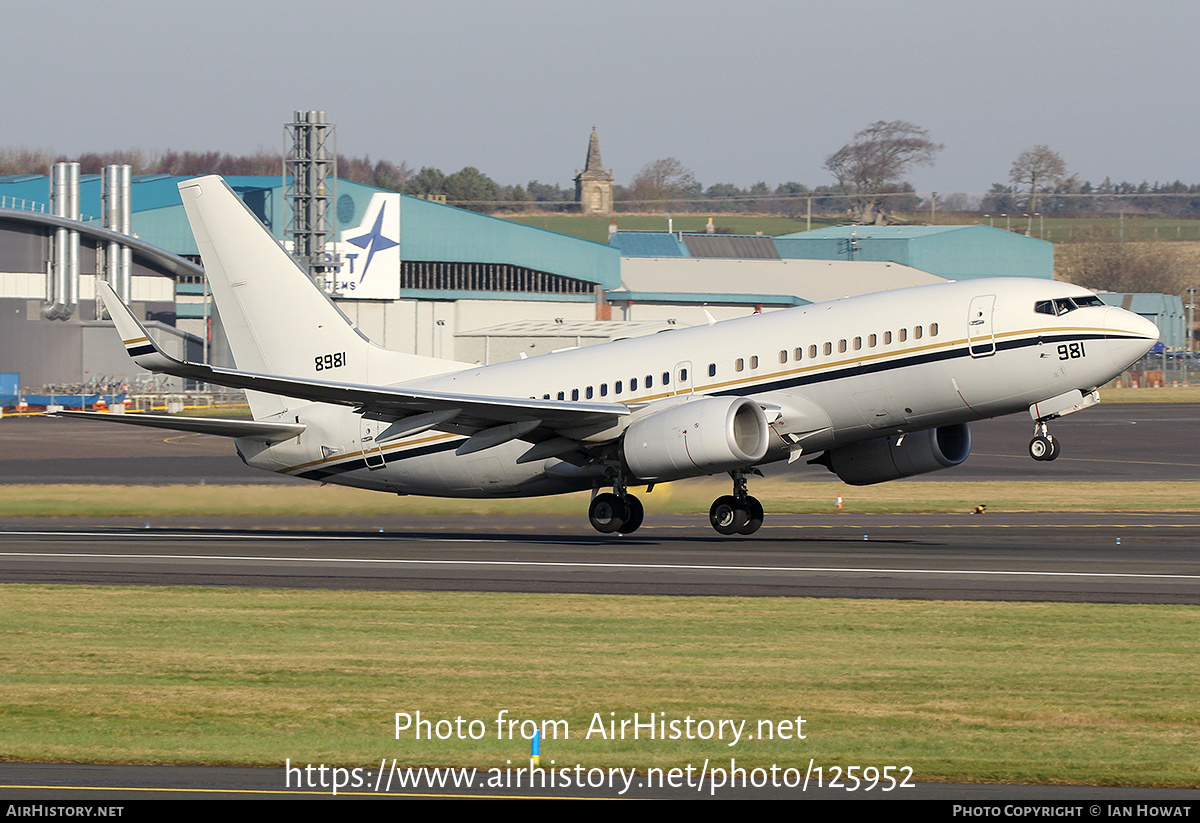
xmin=574 ymin=127 xmax=614 ymax=215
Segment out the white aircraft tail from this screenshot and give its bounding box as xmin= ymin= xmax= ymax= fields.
xmin=178 ymin=176 xmax=463 ymax=417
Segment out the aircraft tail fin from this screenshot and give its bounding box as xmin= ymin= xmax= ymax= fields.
xmin=177 ymin=176 xmax=462 ymax=417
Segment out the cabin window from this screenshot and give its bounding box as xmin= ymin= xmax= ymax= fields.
xmin=794 ymin=347 xmax=803 ymax=361
xmin=930 ymin=323 xmax=939 ymax=337
xmin=586 ymin=386 xmax=594 ymax=399
xmin=630 ymin=377 xmax=638 ymax=391
xmin=615 ymin=380 xmax=622 ymax=394
xmin=708 ymin=363 xmax=716 ymax=377
xmin=645 ymin=374 xmax=653 ymax=388
xmin=853 ymin=336 xmax=862 ymax=351
xmin=662 ymin=371 xmax=670 ymax=385
xmin=749 ymin=355 xmax=759 ymax=369
xmin=736 ymin=358 xmax=745 ymax=372
xmin=823 ymin=342 xmax=832 ymax=356
xmin=809 ymin=344 xmax=818 ymax=359
xmin=557 ymin=391 xmax=564 ymax=400
xmin=543 ymin=394 xmax=550 ymax=399
xmin=884 ymin=331 xmax=892 ymax=345
xmin=837 ymin=339 xmax=847 ymax=353
xmin=679 ymin=367 xmax=688 ymax=382
xmin=571 ymin=389 xmax=579 ymax=401
xmin=914 ymin=325 xmax=923 ymax=340
xmin=898 ymin=328 xmax=908 ymax=342
xmin=868 ymin=333 xmax=877 ymax=347
xmin=779 ymin=350 xmax=788 ymax=364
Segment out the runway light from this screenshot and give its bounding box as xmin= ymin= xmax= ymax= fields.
xmin=1116 ymin=538 xmax=1121 ymax=544
xmin=863 ymin=534 xmax=868 ymax=541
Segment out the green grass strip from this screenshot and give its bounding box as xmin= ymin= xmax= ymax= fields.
xmin=0 ymin=480 xmax=1197 ymax=519
xmin=0 ymin=586 xmax=1196 ymax=787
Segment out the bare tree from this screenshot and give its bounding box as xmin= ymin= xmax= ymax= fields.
xmin=824 ymin=121 xmax=942 ymax=224
xmin=1009 ymin=145 xmax=1066 ymax=213
xmin=626 ymin=157 xmax=698 ymax=207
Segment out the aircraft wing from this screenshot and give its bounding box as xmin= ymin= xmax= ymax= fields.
xmin=99 ymin=283 xmax=628 ymax=435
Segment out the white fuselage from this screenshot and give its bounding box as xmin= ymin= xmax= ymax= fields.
xmin=234 ymin=278 xmax=1157 ymax=498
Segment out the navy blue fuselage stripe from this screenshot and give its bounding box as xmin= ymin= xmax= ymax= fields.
xmin=296 ymin=439 xmax=460 ymax=480
xmin=714 ymin=333 xmax=1124 ymax=398
xmin=126 ymin=344 xmax=156 ymax=356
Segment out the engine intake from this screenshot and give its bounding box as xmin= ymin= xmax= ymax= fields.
xmin=624 ymin=396 xmax=769 ymax=481
xmin=818 ymin=423 xmax=971 ymax=485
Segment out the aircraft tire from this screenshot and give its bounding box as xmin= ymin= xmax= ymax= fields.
xmin=737 ymin=496 xmax=764 ymax=535
xmin=1029 ymin=435 xmax=1052 ymax=461
xmin=589 ymin=493 xmax=627 ymax=534
xmin=1046 ymin=437 xmax=1061 ymax=461
xmin=621 ymin=495 xmax=644 ymax=534
xmin=710 ymin=495 xmax=749 ymax=535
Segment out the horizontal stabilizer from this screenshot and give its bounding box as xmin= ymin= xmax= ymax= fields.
xmin=46 ymin=410 xmax=306 ymax=442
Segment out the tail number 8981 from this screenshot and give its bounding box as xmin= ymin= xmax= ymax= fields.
xmin=315 ymin=352 xmax=347 ymax=371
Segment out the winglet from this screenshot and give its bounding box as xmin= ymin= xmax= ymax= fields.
xmin=98 ymin=281 xmax=192 ymax=374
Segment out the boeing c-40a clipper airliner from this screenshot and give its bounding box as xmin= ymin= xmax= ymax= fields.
xmin=76 ymin=176 xmax=1159 ymax=535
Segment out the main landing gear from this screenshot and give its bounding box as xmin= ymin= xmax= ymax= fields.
xmin=587 ymin=468 xmax=766 ymax=536
xmin=1028 ymin=420 xmax=1061 ymax=462
xmin=708 ymin=469 xmax=764 ymax=536
xmin=588 ymin=473 xmax=644 ymax=534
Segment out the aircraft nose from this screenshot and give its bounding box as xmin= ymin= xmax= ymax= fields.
xmin=1104 ymin=307 xmax=1159 ymax=371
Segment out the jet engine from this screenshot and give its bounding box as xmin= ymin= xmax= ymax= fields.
xmin=623 ymin=396 xmax=769 ymax=481
xmin=815 ymin=423 xmax=971 ymax=485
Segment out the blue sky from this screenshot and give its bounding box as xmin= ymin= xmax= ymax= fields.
xmin=4 ymin=0 xmax=1197 ymax=196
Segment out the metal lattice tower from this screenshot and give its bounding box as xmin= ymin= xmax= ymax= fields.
xmin=284 ymin=110 xmax=337 ymax=287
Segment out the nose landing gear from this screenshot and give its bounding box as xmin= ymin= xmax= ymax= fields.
xmin=1028 ymin=421 xmax=1061 ymax=461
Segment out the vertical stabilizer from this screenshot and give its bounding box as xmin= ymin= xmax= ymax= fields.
xmin=178 ymin=176 xmax=463 ymax=417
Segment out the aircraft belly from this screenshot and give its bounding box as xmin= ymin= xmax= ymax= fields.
xmin=297 ymin=437 xmax=589 ymax=499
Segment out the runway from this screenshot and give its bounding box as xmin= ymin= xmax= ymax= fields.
xmin=4 ymin=512 xmax=1198 ymax=603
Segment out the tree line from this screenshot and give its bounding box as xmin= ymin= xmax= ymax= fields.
xmin=5 ymin=135 xmax=1200 ymax=218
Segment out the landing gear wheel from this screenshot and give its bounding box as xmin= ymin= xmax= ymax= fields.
xmin=589 ymin=493 xmax=627 ymax=534
xmin=1029 ymin=435 xmax=1053 ymax=461
xmin=737 ymin=496 xmax=764 ymax=535
xmin=1046 ymin=437 xmax=1061 ymax=461
xmin=710 ymin=495 xmax=749 ymax=535
xmin=621 ymin=495 xmax=644 ymax=534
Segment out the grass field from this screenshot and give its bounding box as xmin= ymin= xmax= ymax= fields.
xmin=500 ymin=211 xmax=1200 ymax=245
xmin=1 ymin=478 xmax=1198 ymax=519
xmin=1 ymin=586 xmax=1196 ymax=787
xmin=503 ymin=213 xmax=838 ymax=243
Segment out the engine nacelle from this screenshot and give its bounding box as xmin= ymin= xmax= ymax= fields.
xmin=820 ymin=423 xmax=971 ymax=486
xmin=623 ymin=396 xmax=769 ymax=481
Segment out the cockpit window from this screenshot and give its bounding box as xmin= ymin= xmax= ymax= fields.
xmin=1035 ymin=295 xmax=1105 ymax=316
